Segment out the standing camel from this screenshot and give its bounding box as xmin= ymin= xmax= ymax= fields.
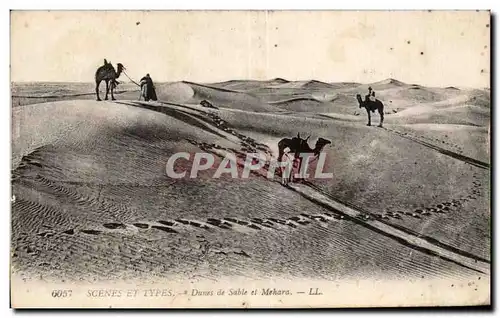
xmin=95 ymin=59 xmax=125 ymax=101
xmin=277 ymin=133 xmax=331 ymax=184
xmin=356 ymin=93 xmax=385 ymax=127
xmin=293 ymin=136 xmax=332 ymax=182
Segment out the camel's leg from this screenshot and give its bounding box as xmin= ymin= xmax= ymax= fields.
xmin=111 ymin=81 xmax=116 ymax=101
xmin=295 ymin=157 xmax=304 ymax=182
xmin=281 ymin=158 xmax=289 ymax=185
xmin=366 ymin=109 xmax=371 ymax=126
xmin=95 ymin=80 xmax=102 ymax=101
xmin=290 ymin=153 xmax=302 ymax=183
xmin=104 ymin=80 xmax=109 ymax=100
xmin=277 ymin=149 xmax=288 ymax=185
xmin=279 ymin=151 xmax=293 ymax=185
xmin=288 ymin=161 xmax=294 ymax=183
xmin=378 ymin=108 xmax=384 ymax=127
xmin=277 ymin=150 xmax=283 ymax=176
xmin=288 ymin=159 xmax=293 ymax=183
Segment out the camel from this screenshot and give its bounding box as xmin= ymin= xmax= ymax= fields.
xmin=356 ymin=93 xmax=385 ymax=127
xmin=277 ymin=133 xmax=332 ymax=184
xmin=95 ymin=59 xmax=125 ymax=101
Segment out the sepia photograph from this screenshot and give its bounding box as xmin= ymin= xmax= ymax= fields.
xmin=9 ymin=9 xmax=491 ymax=308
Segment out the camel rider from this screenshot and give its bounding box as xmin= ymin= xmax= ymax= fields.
xmin=365 ymin=86 xmax=376 ymax=102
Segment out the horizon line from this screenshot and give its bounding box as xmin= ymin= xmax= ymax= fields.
xmin=9 ymin=77 xmax=490 ymax=90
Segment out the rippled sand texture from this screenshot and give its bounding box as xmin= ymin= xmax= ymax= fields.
xmin=11 ymin=79 xmax=490 ymax=285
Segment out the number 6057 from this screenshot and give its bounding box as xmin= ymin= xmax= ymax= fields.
xmin=51 ymin=290 xmax=72 ymax=297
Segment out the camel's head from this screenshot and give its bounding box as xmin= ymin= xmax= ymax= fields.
xmin=356 ymin=94 xmax=363 ymax=108
xmin=315 ymin=137 xmax=331 ymax=153
xmin=116 ymin=63 xmax=125 ymax=73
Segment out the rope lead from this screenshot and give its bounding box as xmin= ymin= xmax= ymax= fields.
xmin=122 ymin=70 xmax=141 ymax=87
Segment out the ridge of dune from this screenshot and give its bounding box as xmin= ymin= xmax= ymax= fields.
xmin=408 ymin=84 xmax=423 ymax=90
xmin=181 ymin=81 xmax=281 ymax=112
xmin=207 ymin=78 xmax=290 ymax=91
xmin=206 ymin=80 xmax=266 ymax=91
xmin=182 ymin=81 xmax=244 ymax=94
xmin=264 ymin=79 xmax=336 ymax=90
xmin=329 ymin=81 xmax=362 ymax=87
xmin=268 ymin=77 xmax=289 ymax=84
xmin=347 ymin=78 xmax=409 ymax=92
xmin=324 ymin=79 xmax=408 ymax=95
xmin=300 ymin=80 xmax=336 ymax=90
xmin=268 ymin=96 xmax=324 ymax=105
xmin=266 ymin=98 xmax=334 ymax=113
xmin=372 ymin=78 xmax=408 ymax=87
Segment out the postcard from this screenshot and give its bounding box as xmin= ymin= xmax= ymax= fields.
xmin=10 ymin=10 xmax=491 ymax=308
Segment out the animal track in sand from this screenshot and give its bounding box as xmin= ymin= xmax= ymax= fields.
xmin=206 ymin=218 xmax=233 ymax=230
xmin=385 ymin=129 xmax=489 ymax=170
xmin=381 ymin=185 xmax=483 ymax=222
xmin=202 ymin=112 xmax=272 ymax=156
xmin=151 ymin=225 xmax=178 ymax=233
xmin=249 ymin=218 xmax=275 ymax=228
xmin=157 ymin=220 xmax=175 ymax=227
xmin=418 ymin=134 xmax=463 ymax=153
xmin=81 ymin=229 xmax=102 ymax=235
xmin=103 ymin=223 xmax=127 ymax=230
xmin=132 ymin=223 xmax=149 ymax=229
xmin=28 ymin=169 xmax=486 ymax=267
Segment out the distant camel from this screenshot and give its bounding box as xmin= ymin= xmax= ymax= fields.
xmin=277 ymin=133 xmax=331 ymax=184
xmin=95 ymin=59 xmax=125 ymax=101
xmin=356 ymin=94 xmax=384 ymax=127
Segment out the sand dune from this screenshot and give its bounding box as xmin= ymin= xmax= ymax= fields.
xmin=298 ymin=80 xmax=337 ymax=90
xmin=465 ymin=89 xmax=491 ymax=108
xmin=381 ymin=86 xmax=449 ymax=104
xmin=386 ymin=97 xmax=490 ymax=127
xmin=394 ymin=124 xmax=490 ymax=163
xmin=14 ymin=98 xmax=482 ymax=283
xmin=10 ymin=79 xmax=490 ymax=285
xmin=11 ymin=100 xmax=238 ymax=169
xmin=180 ymin=81 xmax=281 ymax=112
xmin=214 ymin=106 xmax=489 ymax=259
xmin=154 ymin=82 xmax=195 ymax=103
xmin=267 ymin=97 xmax=334 ymax=113
xmin=208 ymin=77 xmax=484 ymax=117
xmin=209 ymin=78 xmax=290 ymax=91
xmin=367 ymin=78 xmax=408 ymax=90
xmin=398 ymin=106 xmax=489 ymax=127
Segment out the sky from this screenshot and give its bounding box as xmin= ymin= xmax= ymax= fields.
xmin=10 ymin=10 xmax=490 ymax=88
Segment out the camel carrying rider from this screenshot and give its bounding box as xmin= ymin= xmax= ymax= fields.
xmin=139 ymin=73 xmax=158 ymax=101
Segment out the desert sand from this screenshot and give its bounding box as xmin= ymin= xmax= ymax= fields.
xmin=11 ymin=78 xmax=490 ymax=287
